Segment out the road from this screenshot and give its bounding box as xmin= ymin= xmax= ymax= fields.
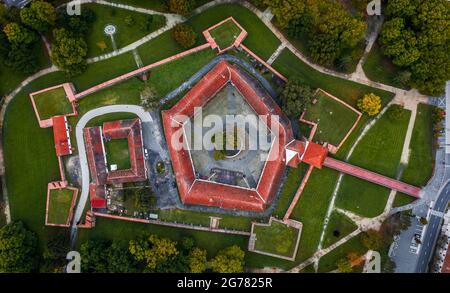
xmin=415 ymin=180 xmax=450 ymax=272
xmin=3 ymin=0 xmax=30 ymax=8
xmin=70 ymin=105 xmax=152 ymax=244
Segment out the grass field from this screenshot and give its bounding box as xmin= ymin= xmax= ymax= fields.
xmin=84 ymin=3 xmax=166 ymax=57
xmin=188 ymin=4 xmax=281 ymax=60
xmin=363 ymin=42 xmax=406 ymax=89
xmin=47 ymin=188 xmax=73 ymax=225
xmin=322 ymin=211 xmax=358 ymax=248
xmin=272 ymin=164 xmax=308 ymax=218
xmin=401 ymin=104 xmax=435 ymax=187
xmin=304 ymin=92 xmax=359 ymax=146
xmin=158 ymin=209 xmax=256 ymax=231
xmin=272 ymin=49 xmax=395 ymax=109
xmin=318 ymin=234 xmax=366 ymax=272
xmin=253 ymin=221 xmax=299 ymax=257
xmin=289 ymin=167 xmax=340 ymax=262
xmin=33 ymin=87 xmax=73 ymax=120
xmin=209 ymin=19 xmax=242 ymax=49
xmin=105 ymin=138 xmax=131 ymax=170
xmin=392 ymin=193 xmax=416 ymax=208
xmin=335 ymin=106 xmax=411 ymax=217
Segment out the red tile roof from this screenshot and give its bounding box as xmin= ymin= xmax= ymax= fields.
xmin=89 ymin=183 xmax=106 ymax=209
xmin=302 ymin=141 xmax=328 ymax=168
xmin=162 ymin=60 xmax=293 ymax=212
xmin=52 ymin=116 xmax=72 ymax=156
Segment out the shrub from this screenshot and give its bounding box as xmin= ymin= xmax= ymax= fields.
xmin=357 ymin=93 xmax=382 ymax=116
xmin=172 ymin=23 xmax=197 ymax=49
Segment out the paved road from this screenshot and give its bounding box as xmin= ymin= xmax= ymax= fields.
xmin=70 ymin=105 xmax=152 ymax=243
xmin=3 ymin=0 xmax=30 ymax=8
xmin=415 ymin=180 xmax=450 ymax=272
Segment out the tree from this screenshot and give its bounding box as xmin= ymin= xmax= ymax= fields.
xmin=4 ymin=44 xmax=38 ymax=74
xmin=357 ymin=93 xmax=381 ymax=116
xmin=41 ymin=230 xmax=70 ymax=273
xmin=140 ymin=85 xmax=160 ymax=111
xmin=20 ymin=0 xmax=56 ymax=32
xmin=387 ymin=104 xmax=405 ymax=121
xmin=393 ymin=70 xmax=411 ymax=88
xmin=337 ymin=258 xmax=352 ymax=273
xmin=361 ymin=229 xmax=384 ymax=251
xmin=379 ymin=0 xmax=450 ymax=95
xmin=172 ymin=23 xmax=197 ymax=49
xmin=210 ymin=245 xmax=245 ymax=273
xmin=188 ymin=247 xmax=207 ymax=273
xmin=0 ymin=221 xmax=38 ymax=273
xmin=168 ymin=0 xmax=195 ymax=16
xmin=3 ymin=22 xmax=37 ymax=46
xmin=287 ymin=0 xmax=366 ymax=67
xmin=129 ymin=235 xmax=179 ymax=271
xmin=107 ymin=241 xmax=137 ymax=273
xmin=0 ymin=4 xmax=7 ymax=26
xmin=51 ymin=28 xmax=88 ymax=76
xmin=80 ymin=239 xmax=110 ymax=272
xmin=280 ymin=80 xmax=314 ymax=117
xmin=264 ymin=0 xmax=306 ymax=28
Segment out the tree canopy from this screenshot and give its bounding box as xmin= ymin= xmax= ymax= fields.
xmin=357 ymin=93 xmax=382 ymax=116
xmin=380 ymin=0 xmax=450 ymax=95
xmin=280 ymin=80 xmax=315 ymax=117
xmin=172 ymin=23 xmax=197 ymax=49
xmin=210 ymin=245 xmax=245 ymax=273
xmin=0 ymin=221 xmax=38 ymax=273
xmin=168 ymin=0 xmax=195 ymax=16
xmin=51 ymin=28 xmax=88 ymax=76
xmin=20 ymin=0 xmax=56 ymax=32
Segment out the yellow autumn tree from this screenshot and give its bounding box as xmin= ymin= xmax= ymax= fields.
xmin=357 ymin=93 xmax=382 ymax=116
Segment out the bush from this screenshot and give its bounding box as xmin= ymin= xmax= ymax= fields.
xmin=124 ymin=16 xmax=135 ymax=26
xmin=168 ymin=0 xmax=195 ymax=16
xmin=172 ymin=23 xmax=197 ymax=49
xmin=387 ymin=104 xmax=405 ymax=121
xmin=357 ymin=93 xmax=382 ymax=116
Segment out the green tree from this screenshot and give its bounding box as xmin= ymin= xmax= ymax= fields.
xmin=357 ymin=93 xmax=382 ymax=116
xmin=280 ymin=80 xmax=314 ymax=117
xmin=129 ymin=235 xmax=179 ymax=271
xmin=188 ymin=247 xmax=207 ymax=273
xmin=264 ymin=0 xmax=306 ymax=28
xmin=107 ymin=241 xmax=137 ymax=273
xmin=20 ymin=0 xmax=56 ymax=32
xmin=168 ymin=0 xmax=195 ymax=16
xmin=41 ymin=230 xmax=70 ymax=273
xmin=336 ymin=257 xmax=352 ymax=273
xmin=51 ymin=28 xmax=88 ymax=75
xmin=80 ymin=239 xmax=110 ymax=272
xmin=3 ymin=22 xmax=37 ymax=46
xmin=386 ymin=104 xmax=405 ymax=121
xmin=4 ymin=44 xmax=38 ymax=74
xmin=0 ymin=221 xmax=38 ymax=273
xmin=210 ymin=245 xmax=245 ymax=273
xmin=0 ymin=4 xmax=7 ymax=26
xmin=361 ymin=229 xmax=383 ymax=251
xmin=172 ymin=23 xmax=197 ymax=49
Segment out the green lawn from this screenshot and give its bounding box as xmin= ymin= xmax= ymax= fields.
xmin=401 ymin=104 xmax=435 ymax=187
xmin=304 ymin=92 xmax=359 ymax=146
xmin=158 ymin=209 xmax=256 ymax=231
xmin=272 ymin=49 xmax=395 ymax=109
xmin=392 ymin=193 xmax=416 ymax=208
xmin=84 ymin=3 xmax=166 ymax=57
xmin=188 ymin=4 xmax=281 ymax=60
xmin=363 ymin=42 xmax=406 ymax=89
xmin=322 ymin=211 xmax=358 ymax=248
xmin=105 ymin=138 xmax=131 ymax=170
xmin=253 ymin=221 xmax=299 ymax=257
xmin=33 ymin=87 xmax=73 ymax=120
xmin=335 ymin=106 xmax=411 ymax=217
xmin=289 ymin=167 xmax=340 ymax=262
xmin=47 ymin=188 xmax=73 ymax=225
xmin=272 ymin=164 xmax=308 ymax=218
xmin=318 ymin=234 xmax=366 ymax=273
xmin=209 ymin=18 xmax=242 ymax=49
xmin=106 ymin=0 xmax=169 ymax=12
